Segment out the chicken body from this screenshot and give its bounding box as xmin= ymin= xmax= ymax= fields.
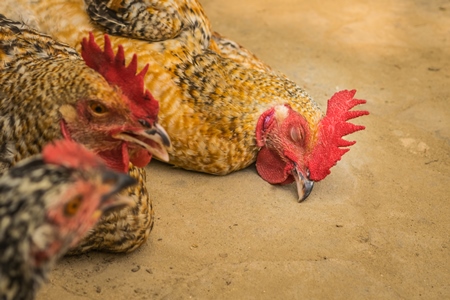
xmin=14 ymin=0 xmax=320 ymax=172
xmin=0 ymin=15 xmax=169 ymax=253
xmin=5 ymin=0 xmax=367 ymax=201
xmin=0 ymin=140 xmax=135 ymax=300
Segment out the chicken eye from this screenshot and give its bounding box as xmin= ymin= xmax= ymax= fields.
xmin=89 ymin=102 xmax=108 ymax=114
xmin=290 ymin=127 xmax=304 ymax=143
xmin=64 ymin=195 xmax=83 ymax=216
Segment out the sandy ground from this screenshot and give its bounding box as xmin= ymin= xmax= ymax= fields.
xmin=37 ymin=0 xmax=449 ymax=299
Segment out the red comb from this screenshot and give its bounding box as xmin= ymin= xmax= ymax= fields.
xmin=42 ymin=140 xmax=103 ymax=170
xmin=81 ymin=33 xmax=159 ymax=121
xmin=308 ymin=90 xmax=369 ymax=181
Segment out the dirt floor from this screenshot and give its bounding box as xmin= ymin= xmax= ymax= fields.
xmin=37 ymin=0 xmax=449 ymax=299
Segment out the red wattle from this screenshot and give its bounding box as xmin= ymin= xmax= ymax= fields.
xmin=97 ymin=145 xmax=128 ymax=173
xmin=130 ymin=148 xmax=152 ymax=168
xmin=256 ymin=146 xmax=294 ymax=185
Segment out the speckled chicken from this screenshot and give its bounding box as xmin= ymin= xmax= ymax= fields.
xmin=6 ymin=0 xmax=368 ymax=201
xmin=0 ymin=140 xmax=135 ymax=300
xmin=0 ymin=14 xmax=170 ymax=253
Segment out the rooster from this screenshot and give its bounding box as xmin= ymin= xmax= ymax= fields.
xmin=0 ymin=14 xmax=171 ymax=253
xmin=7 ymin=0 xmax=368 ymax=201
xmin=0 ymin=140 xmax=135 ymax=300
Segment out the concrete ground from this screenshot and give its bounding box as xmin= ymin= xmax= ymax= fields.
xmin=37 ymin=0 xmax=449 ymax=299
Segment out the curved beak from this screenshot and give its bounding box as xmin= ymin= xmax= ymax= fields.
xmin=145 ymin=123 xmax=171 ymax=147
xmin=142 ymin=122 xmax=171 ymax=161
xmin=113 ymin=122 xmax=171 ymax=162
xmin=292 ymin=167 xmax=314 ymax=202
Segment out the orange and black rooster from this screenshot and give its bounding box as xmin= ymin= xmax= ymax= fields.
xmin=0 ymin=14 xmax=170 ymax=253
xmin=4 ymin=0 xmax=368 ymax=201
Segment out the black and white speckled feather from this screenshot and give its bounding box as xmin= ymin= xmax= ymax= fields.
xmin=0 ymin=146 xmax=135 ymax=300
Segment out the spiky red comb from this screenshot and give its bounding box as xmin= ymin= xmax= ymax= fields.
xmin=81 ymin=33 xmax=159 ymax=121
xmin=42 ymin=140 xmax=103 ymax=170
xmin=308 ymin=90 xmax=369 ymax=181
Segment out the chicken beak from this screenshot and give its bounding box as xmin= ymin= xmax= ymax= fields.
xmin=292 ymin=167 xmax=314 ymax=202
xmin=145 ymin=123 xmax=171 ymax=148
xmin=113 ymin=122 xmax=172 ymax=162
xmin=142 ymin=122 xmax=171 ymax=161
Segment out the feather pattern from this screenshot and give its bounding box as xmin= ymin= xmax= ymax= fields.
xmin=5 ymin=0 xmax=368 ymax=201
xmin=0 ymin=14 xmax=167 ymax=253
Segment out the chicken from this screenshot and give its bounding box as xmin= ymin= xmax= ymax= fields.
xmin=6 ymin=0 xmax=368 ymax=201
xmin=0 ymin=14 xmax=171 ymax=253
xmin=0 ymin=139 xmax=135 ymax=300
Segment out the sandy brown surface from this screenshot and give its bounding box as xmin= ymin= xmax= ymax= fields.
xmin=37 ymin=0 xmax=449 ymax=299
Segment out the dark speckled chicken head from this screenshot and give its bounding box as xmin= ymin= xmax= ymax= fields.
xmin=0 ymin=140 xmax=134 ymax=300
xmin=37 ymin=140 xmax=135 ymax=256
